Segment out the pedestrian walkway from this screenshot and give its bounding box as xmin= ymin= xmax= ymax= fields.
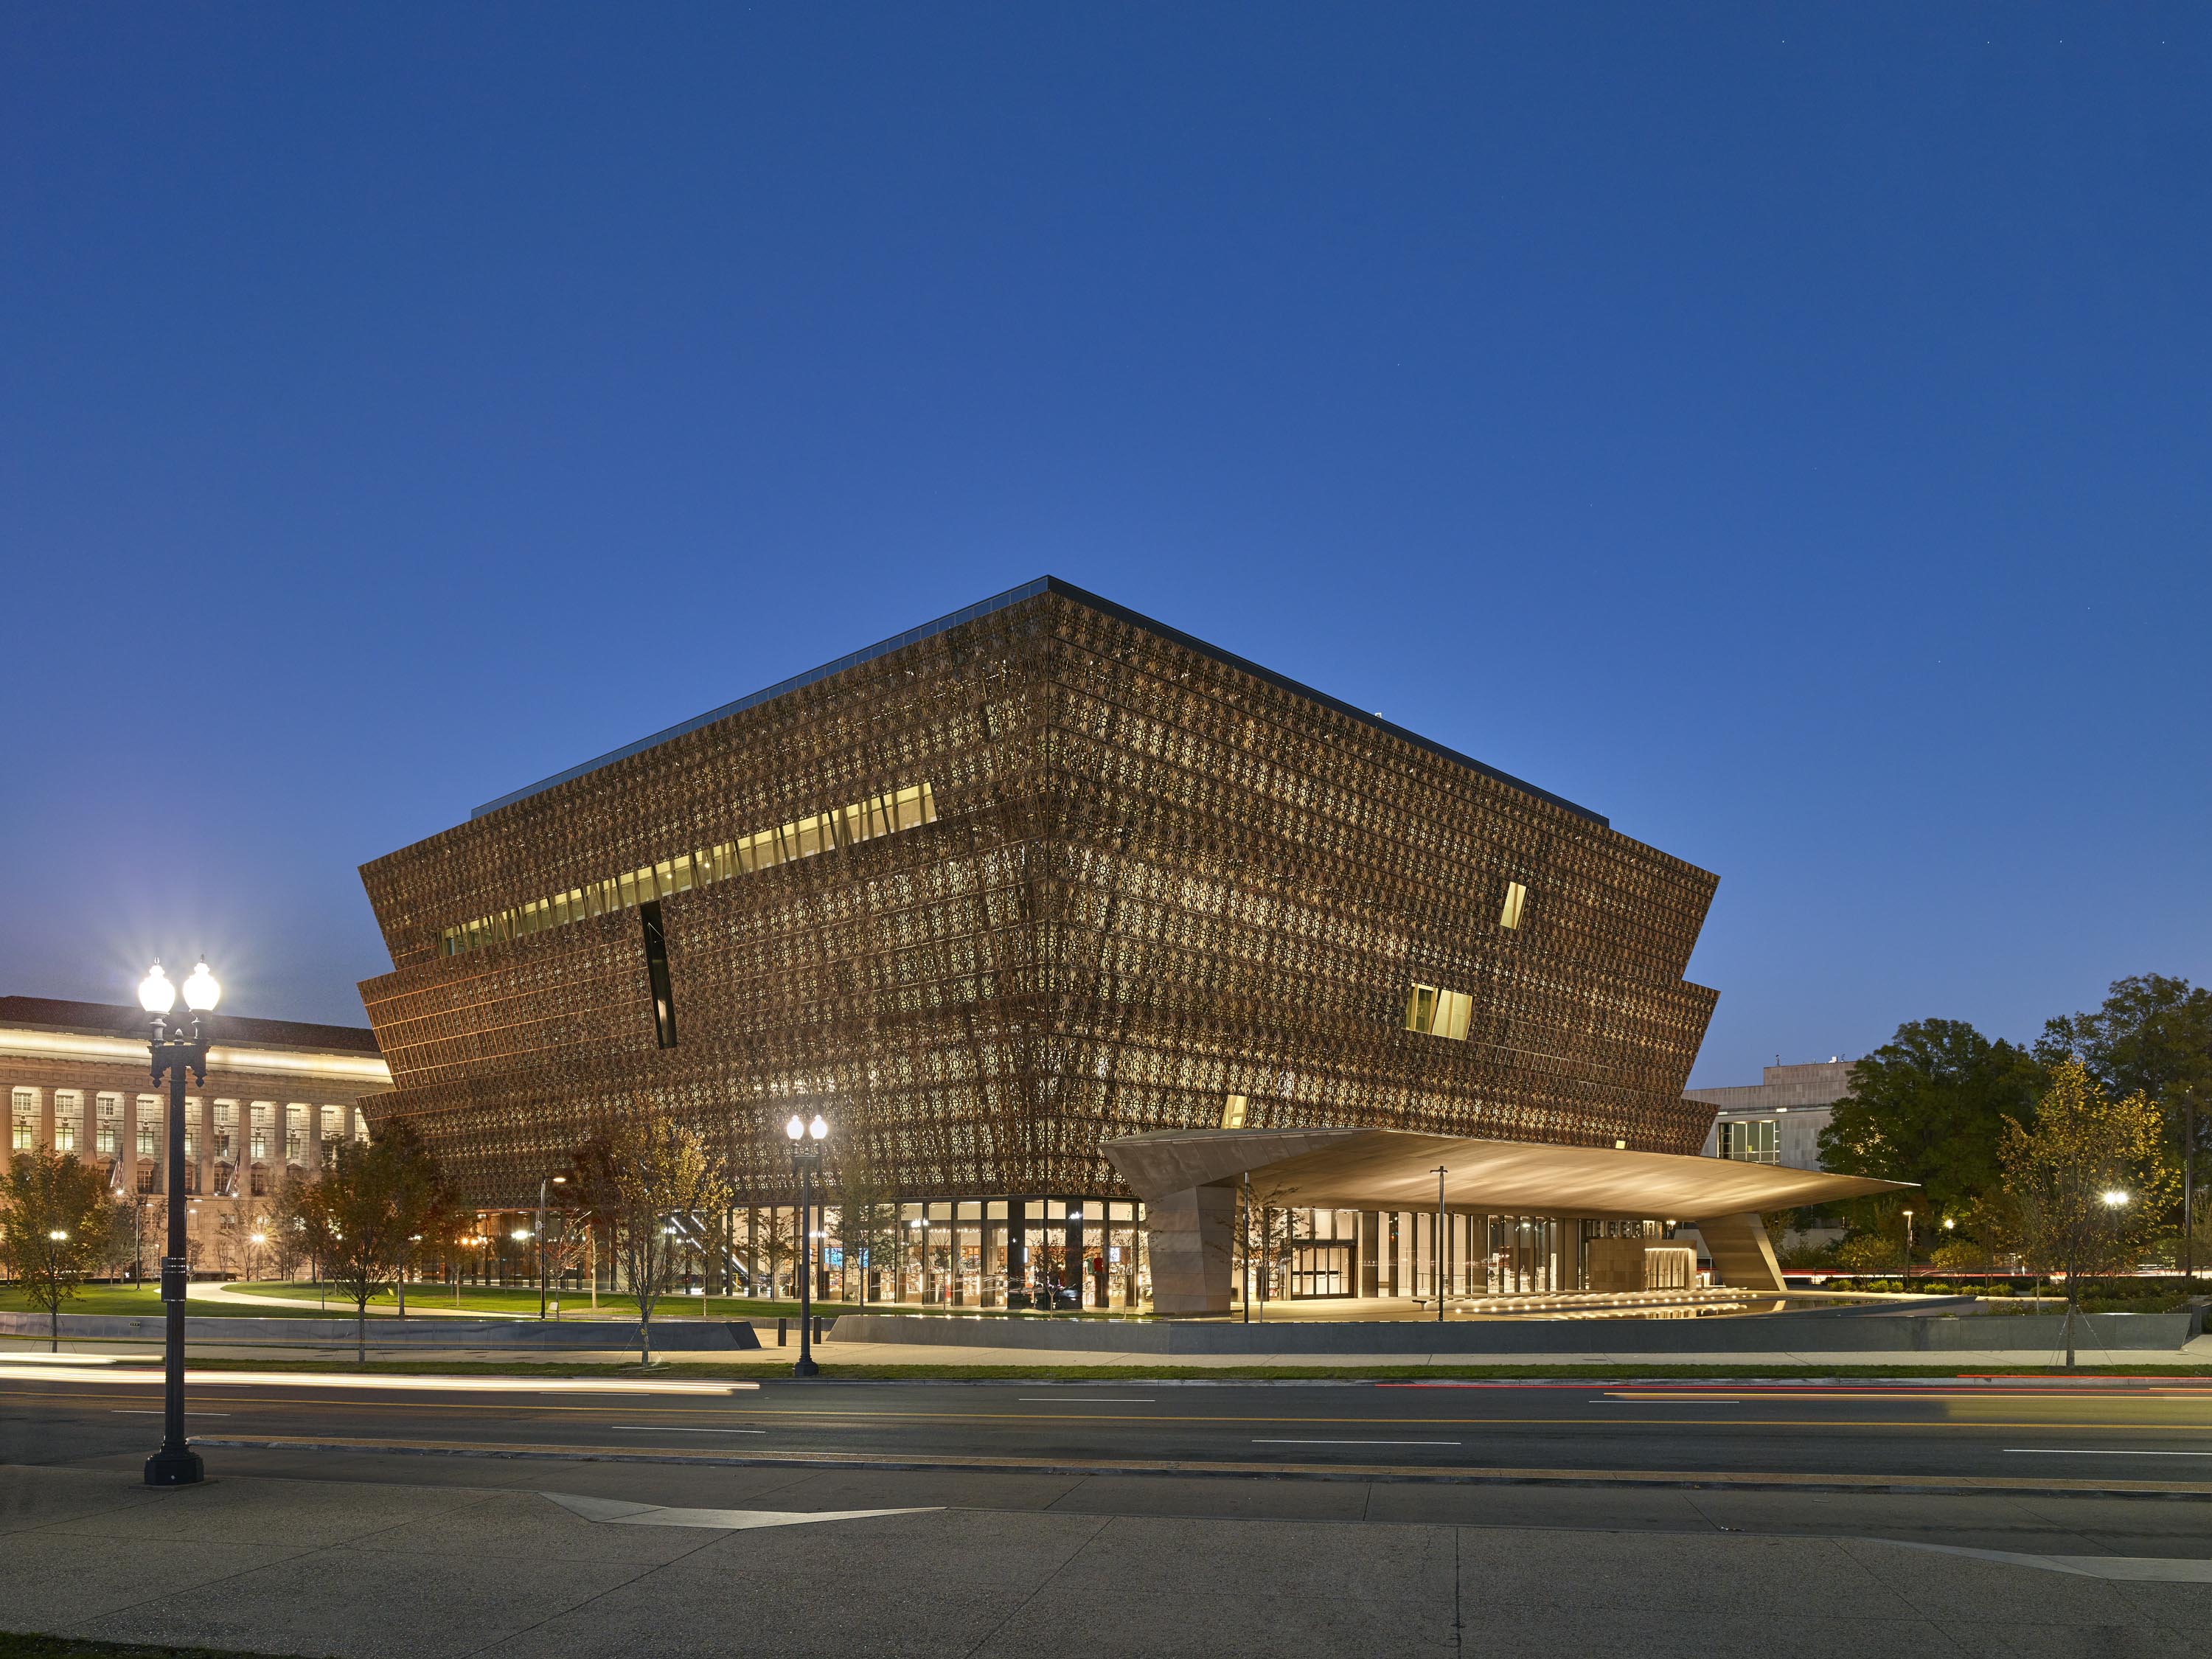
xmin=1 ymin=1461 xmax=2205 ymax=1656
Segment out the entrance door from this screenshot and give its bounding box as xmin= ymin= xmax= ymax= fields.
xmin=1288 ymin=1242 xmax=1352 ymax=1298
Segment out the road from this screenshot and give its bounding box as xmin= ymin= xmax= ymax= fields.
xmin=7 ymin=1365 xmax=2212 ymax=1489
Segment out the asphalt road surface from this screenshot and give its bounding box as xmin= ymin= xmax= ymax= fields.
xmin=7 ymin=1366 xmax=2212 ymax=1489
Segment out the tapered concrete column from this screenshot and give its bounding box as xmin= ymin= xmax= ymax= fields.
xmin=1142 ymin=1181 xmax=1237 ymax=1315
xmin=1695 ymin=1211 xmax=1786 ymax=1293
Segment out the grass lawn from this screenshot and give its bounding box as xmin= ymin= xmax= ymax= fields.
xmin=221 ymin=1280 xmax=865 ymax=1321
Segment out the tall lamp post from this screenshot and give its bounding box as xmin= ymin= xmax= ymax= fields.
xmin=139 ymin=958 xmax=220 ymax=1487
xmin=785 ymin=1111 xmax=828 ymax=1377
xmin=537 ymin=1173 xmax=568 ymax=1320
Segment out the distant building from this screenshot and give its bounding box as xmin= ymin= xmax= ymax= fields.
xmin=1 ymin=996 xmax=391 ymax=1277
xmin=1687 ymin=1059 xmax=1855 ymax=1172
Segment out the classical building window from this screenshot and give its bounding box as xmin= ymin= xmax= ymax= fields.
xmin=96 ymin=1093 xmax=121 ymax=1155
xmin=136 ymin=1094 xmax=160 ymax=1158
xmin=249 ymin=1102 xmax=274 ymax=1161
xmin=1719 ymin=1119 xmax=1779 ymax=1164
xmin=1499 ymin=880 xmax=1528 ymax=930
xmin=285 ymin=1104 xmax=307 ymax=1163
xmin=1404 ymin=983 xmax=1472 ymax=1041
xmin=54 ymin=1091 xmax=83 ymax=1152
xmin=10 ymin=1088 xmax=35 ymax=1151
xmin=437 ymin=780 xmax=939 ymax=958
xmin=212 ymin=1100 xmax=236 ymax=1161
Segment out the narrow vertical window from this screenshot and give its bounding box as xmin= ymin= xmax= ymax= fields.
xmin=641 ymin=900 xmax=678 ymax=1048
xmin=1499 ymin=881 xmax=1528 ymax=930
xmin=1220 ymin=1093 xmax=1248 ymax=1129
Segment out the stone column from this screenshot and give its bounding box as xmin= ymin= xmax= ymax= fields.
xmin=1142 ymin=1182 xmax=1236 ymax=1315
xmin=1694 ymin=1211 xmax=1787 ymax=1293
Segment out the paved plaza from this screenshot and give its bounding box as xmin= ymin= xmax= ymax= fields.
xmin=4 ymin=1450 xmax=2211 ymax=1658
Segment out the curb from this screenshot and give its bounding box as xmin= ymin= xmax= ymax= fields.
xmin=191 ymin=1436 xmax=2212 ymax=1502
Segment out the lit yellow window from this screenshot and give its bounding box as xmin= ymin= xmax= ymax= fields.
xmin=1405 ymin=984 xmax=1439 ymax=1034
xmin=1499 ymin=881 xmax=1528 ymax=930
xmin=1220 ymin=1093 xmax=1248 ymax=1129
xmin=1436 ymin=989 xmax=1472 ymax=1042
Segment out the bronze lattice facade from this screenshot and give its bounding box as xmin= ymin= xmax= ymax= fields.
xmin=358 ymin=579 xmax=1719 ymax=1211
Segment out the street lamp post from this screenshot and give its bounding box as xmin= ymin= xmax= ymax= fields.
xmin=537 ymin=1173 xmax=568 ymax=1320
xmin=785 ymin=1112 xmax=828 ymax=1377
xmin=139 ymin=958 xmax=219 ymax=1487
xmin=1433 ymin=1165 xmax=1448 ymax=1324
xmin=1900 ymin=1208 xmax=1914 ymax=1284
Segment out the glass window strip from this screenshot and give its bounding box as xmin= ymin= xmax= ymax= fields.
xmin=439 ymin=779 xmax=941 ymax=958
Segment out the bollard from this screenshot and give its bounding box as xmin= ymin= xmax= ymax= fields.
xmin=776 ymin=1317 xmax=787 ymax=1346
xmin=813 ymin=1315 xmax=825 ymax=1344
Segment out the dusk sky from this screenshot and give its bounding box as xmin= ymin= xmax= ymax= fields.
xmin=4 ymin=7 xmax=2205 ymax=1085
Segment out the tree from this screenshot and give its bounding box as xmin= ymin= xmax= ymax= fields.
xmin=569 ymin=1107 xmax=731 ymax=1363
xmin=0 ymin=1146 xmax=128 ymax=1350
xmin=290 ymin=1121 xmax=457 ymax=1362
xmin=1818 ymin=1019 xmax=2045 ymax=1218
xmin=835 ymin=1160 xmax=900 ymax=1304
xmin=2037 ymin=974 xmax=2212 ymax=1276
xmin=1227 ymin=1174 xmax=1314 ymax=1321
xmin=1999 ymin=1058 xmax=2177 ymax=1366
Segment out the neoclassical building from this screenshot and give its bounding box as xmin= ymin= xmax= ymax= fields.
xmin=0 ymin=996 xmax=391 ymax=1275
xmin=358 ymin=578 xmax=1739 ymax=1307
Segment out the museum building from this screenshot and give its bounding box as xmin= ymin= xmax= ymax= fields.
xmin=358 ymin=578 xmax=1844 ymax=1310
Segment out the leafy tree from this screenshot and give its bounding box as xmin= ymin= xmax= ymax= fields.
xmin=0 ymin=1145 xmax=128 ymax=1349
xmin=569 ymin=1107 xmax=731 ymax=1363
xmin=1818 ymin=1019 xmax=2044 ymax=1217
xmin=289 ymin=1121 xmax=457 ymax=1361
xmin=1999 ymin=1058 xmax=2176 ymax=1365
xmin=835 ymin=1158 xmax=900 ymax=1304
xmin=1226 ymin=1174 xmax=1315 ymax=1321
xmin=2037 ymin=974 xmax=2212 ymax=1273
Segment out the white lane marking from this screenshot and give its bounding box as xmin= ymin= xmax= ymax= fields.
xmin=1886 ymin=1540 xmax=2212 ymax=1583
xmin=1253 ymin=1438 xmax=1461 ymax=1447
xmin=114 ymin=1409 xmax=231 ymax=1416
xmin=607 ymin=1425 xmax=766 ymax=1433
xmin=2005 ymin=1448 xmax=2212 ymax=1457
xmin=543 ymin=1492 xmax=936 ymax=1531
xmin=1018 ymin=1397 xmax=1155 ymax=1403
xmin=1 ymin=1366 xmax=752 ymax=1394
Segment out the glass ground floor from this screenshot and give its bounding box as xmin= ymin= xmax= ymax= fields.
xmin=468 ymin=1196 xmax=1675 ymax=1309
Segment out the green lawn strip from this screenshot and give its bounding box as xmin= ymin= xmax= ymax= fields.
xmin=214 ymin=1281 xmax=862 ymax=1320
xmin=0 ymin=1289 xmax=325 ymax=1320
xmin=0 ymin=1632 xmax=321 ymax=1659
xmin=162 ymin=1356 xmax=2212 ymax=1382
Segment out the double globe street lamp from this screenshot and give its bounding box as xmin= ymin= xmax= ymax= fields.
xmin=785 ymin=1112 xmax=828 ymax=1377
xmin=137 ymin=958 xmax=220 ymax=1487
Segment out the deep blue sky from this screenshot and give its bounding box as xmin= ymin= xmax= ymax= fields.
xmin=4 ymin=7 xmax=2205 ymax=1085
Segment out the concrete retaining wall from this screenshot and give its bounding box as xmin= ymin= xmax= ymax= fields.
xmin=0 ymin=1312 xmax=761 ymax=1351
xmin=827 ymin=1309 xmax=2199 ymax=1354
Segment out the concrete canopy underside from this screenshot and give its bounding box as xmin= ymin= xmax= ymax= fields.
xmin=1104 ymin=1127 xmax=1910 ymax=1313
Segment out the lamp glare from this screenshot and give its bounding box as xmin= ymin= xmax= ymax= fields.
xmin=785 ymin=1114 xmax=805 ymax=1141
xmin=138 ymin=963 xmax=175 ymax=1014
xmin=181 ymin=959 xmax=220 ymax=1011
xmin=808 ymin=1113 xmax=828 ymax=1141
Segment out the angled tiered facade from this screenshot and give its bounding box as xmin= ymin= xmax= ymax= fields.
xmin=359 ymin=579 xmax=1719 ymax=1293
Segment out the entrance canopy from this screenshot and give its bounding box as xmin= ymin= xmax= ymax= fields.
xmin=1103 ymin=1127 xmax=1910 ymax=1312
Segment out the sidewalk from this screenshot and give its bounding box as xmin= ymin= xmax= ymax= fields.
xmin=1 ymin=1461 xmax=2205 ymax=1657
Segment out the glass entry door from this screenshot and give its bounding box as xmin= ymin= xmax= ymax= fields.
xmin=1288 ymin=1242 xmax=1352 ymax=1298
xmin=1486 ymin=1216 xmax=1562 ymax=1293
